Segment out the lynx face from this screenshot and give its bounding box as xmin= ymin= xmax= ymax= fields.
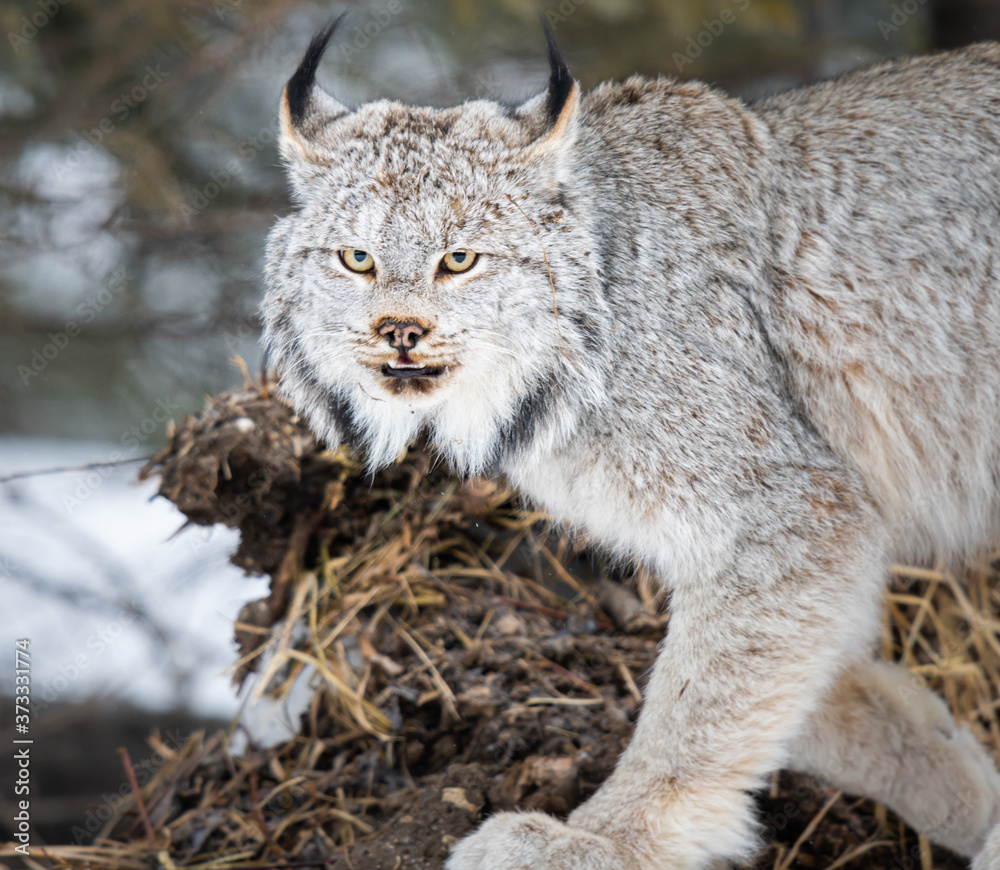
xmin=263 ymin=22 xmax=611 ymax=474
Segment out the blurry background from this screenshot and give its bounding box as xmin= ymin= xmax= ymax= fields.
xmin=1 ymin=0 xmax=999 ymax=851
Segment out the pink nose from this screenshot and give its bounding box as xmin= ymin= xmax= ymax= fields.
xmin=378 ymin=319 xmax=425 ymax=350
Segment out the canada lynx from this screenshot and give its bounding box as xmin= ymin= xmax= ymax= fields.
xmin=262 ymin=19 xmax=1000 ymax=870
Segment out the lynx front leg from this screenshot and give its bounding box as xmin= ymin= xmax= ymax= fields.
xmin=789 ymin=659 xmax=1000 ymax=859
xmin=448 ymin=479 xmax=889 ymax=870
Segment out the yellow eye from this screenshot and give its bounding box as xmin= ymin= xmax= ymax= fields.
xmin=440 ymin=250 xmax=477 ymax=274
xmin=340 ymin=249 xmax=375 ymax=273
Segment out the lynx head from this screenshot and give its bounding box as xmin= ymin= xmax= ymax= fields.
xmin=262 ymin=19 xmax=612 ymax=475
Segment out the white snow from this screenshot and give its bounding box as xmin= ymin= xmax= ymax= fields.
xmin=0 ymin=436 xmax=270 ymax=721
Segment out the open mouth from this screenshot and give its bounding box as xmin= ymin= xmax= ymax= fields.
xmin=381 ymin=362 xmax=446 ymax=380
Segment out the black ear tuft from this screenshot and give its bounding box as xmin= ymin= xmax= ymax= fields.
xmin=286 ymin=12 xmax=348 ymax=125
xmin=541 ymin=19 xmax=573 ymax=124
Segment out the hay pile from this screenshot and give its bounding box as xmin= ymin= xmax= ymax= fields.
xmin=41 ymin=383 xmax=999 ymax=870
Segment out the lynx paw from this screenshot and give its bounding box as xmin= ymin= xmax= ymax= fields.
xmin=446 ymin=811 xmax=633 ymax=870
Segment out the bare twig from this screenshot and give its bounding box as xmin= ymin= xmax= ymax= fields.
xmin=775 ymin=791 xmax=842 ymax=870
xmin=117 ymin=747 xmax=157 ymax=848
xmin=0 ymin=457 xmax=149 ymax=485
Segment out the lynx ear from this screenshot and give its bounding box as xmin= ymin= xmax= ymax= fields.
xmin=519 ymin=24 xmax=580 ymax=159
xmin=279 ymin=15 xmax=351 ymax=164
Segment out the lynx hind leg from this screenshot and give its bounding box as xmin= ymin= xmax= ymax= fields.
xmin=788 ymin=659 xmax=1000 ymax=859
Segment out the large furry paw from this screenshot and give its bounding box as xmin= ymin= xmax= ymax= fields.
xmin=446 ymin=811 xmax=634 ymax=870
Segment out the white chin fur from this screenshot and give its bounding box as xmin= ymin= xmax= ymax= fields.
xmin=339 ymin=350 xmax=546 ymax=476
xmin=355 ymin=397 xmax=428 ymax=470
xmin=431 ymin=366 xmax=525 ymax=475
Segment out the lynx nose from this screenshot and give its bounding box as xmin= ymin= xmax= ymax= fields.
xmin=378 ymin=319 xmax=425 ymax=350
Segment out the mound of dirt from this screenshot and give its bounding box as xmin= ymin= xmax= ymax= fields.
xmin=44 ymin=382 xmax=987 ymax=870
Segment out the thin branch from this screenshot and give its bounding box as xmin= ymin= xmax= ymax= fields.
xmin=118 ymin=747 xmax=157 ymax=848
xmin=0 ymin=457 xmax=150 ymax=485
